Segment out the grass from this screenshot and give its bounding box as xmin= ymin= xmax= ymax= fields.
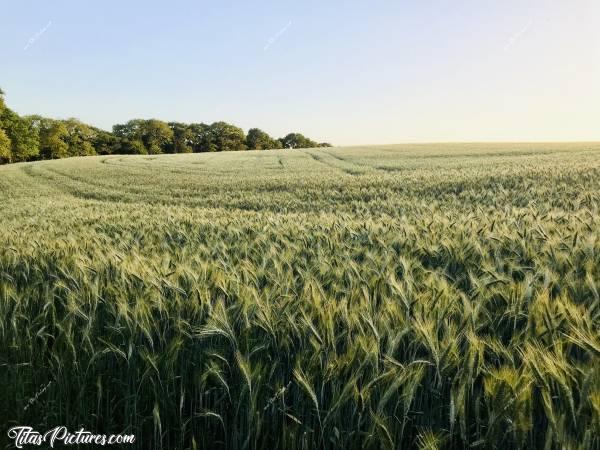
xmin=1 ymin=142 xmax=599 ymax=449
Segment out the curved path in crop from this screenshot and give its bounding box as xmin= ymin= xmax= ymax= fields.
xmin=1 ymin=142 xmax=600 ymax=450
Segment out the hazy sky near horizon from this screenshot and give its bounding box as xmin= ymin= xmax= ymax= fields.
xmin=1 ymin=0 xmax=599 ymax=145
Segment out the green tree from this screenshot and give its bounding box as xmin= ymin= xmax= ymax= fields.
xmin=0 ymin=109 xmax=40 ymax=161
xmin=187 ymin=123 xmax=213 ymax=152
xmin=116 ymin=137 xmax=147 ymax=154
xmin=280 ymin=133 xmax=318 ymax=149
xmin=113 ymin=119 xmax=145 ymax=141
xmin=63 ymin=119 xmax=96 ymax=156
xmin=142 ymin=119 xmax=173 ymax=154
xmin=168 ymin=122 xmax=193 ymax=153
xmin=210 ymin=122 xmax=246 ymax=152
xmin=246 ymin=128 xmax=280 ymax=150
xmin=0 ymin=87 xmax=332 ymax=163
xmin=113 ymin=119 xmax=173 ymax=154
xmin=27 ymin=115 xmax=58 ymax=158
xmin=113 ymin=119 xmax=147 ymax=153
xmin=40 ymin=121 xmax=69 ymax=159
xmin=93 ymin=129 xmax=118 ymax=155
xmin=0 ymin=88 xmax=10 ymax=163
xmin=0 ymin=129 xmax=11 ymax=163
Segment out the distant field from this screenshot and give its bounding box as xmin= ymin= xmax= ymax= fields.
xmin=1 ymin=143 xmax=599 ymax=449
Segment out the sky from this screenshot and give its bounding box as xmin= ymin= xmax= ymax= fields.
xmin=1 ymin=0 xmax=599 ymax=145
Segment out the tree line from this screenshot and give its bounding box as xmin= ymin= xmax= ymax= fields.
xmin=0 ymin=88 xmax=331 ymax=165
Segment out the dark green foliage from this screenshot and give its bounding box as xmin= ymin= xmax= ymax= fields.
xmin=113 ymin=119 xmax=174 ymax=154
xmin=208 ymin=121 xmax=247 ymax=152
xmin=168 ymin=122 xmax=193 ymax=153
xmin=143 ymin=120 xmax=174 ymax=154
xmin=40 ymin=121 xmax=69 ymax=159
xmin=246 ymin=128 xmax=280 ymax=150
xmin=187 ymin=123 xmax=212 ymax=152
xmin=118 ymin=138 xmax=147 ymax=155
xmin=0 ymin=128 xmax=10 ymax=163
xmin=280 ymin=132 xmax=318 ymax=149
xmin=93 ymin=129 xmax=118 ymax=155
xmin=0 ymin=88 xmax=328 ymax=164
xmin=0 ymin=109 xmax=40 ymax=162
xmin=0 ymin=89 xmax=12 ymax=163
xmin=112 ymin=119 xmax=148 ymax=153
xmin=63 ymin=119 xmax=97 ymax=156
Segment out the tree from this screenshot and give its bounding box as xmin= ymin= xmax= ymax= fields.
xmin=280 ymin=133 xmax=318 ymax=149
xmin=142 ymin=120 xmax=173 ymax=154
xmin=113 ymin=119 xmax=145 ymax=141
xmin=113 ymin=119 xmax=147 ymax=153
xmin=27 ymin=115 xmax=58 ymax=159
xmin=168 ymin=122 xmax=193 ymax=153
xmin=187 ymin=123 xmax=213 ymax=152
xmin=0 ymin=88 xmax=333 ymax=164
xmin=318 ymin=142 xmax=333 ymax=148
xmin=113 ymin=119 xmax=173 ymax=154
xmin=246 ymin=128 xmax=280 ymax=150
xmin=93 ymin=129 xmax=118 ymax=155
xmin=1 ymin=109 xmax=40 ymax=161
xmin=40 ymin=121 xmax=69 ymax=159
xmin=63 ymin=119 xmax=96 ymax=156
xmin=0 ymin=129 xmax=11 ymax=163
xmin=209 ymin=122 xmax=246 ymax=152
xmin=116 ymin=137 xmax=147 ymax=154
xmin=0 ymin=88 xmax=11 ymax=163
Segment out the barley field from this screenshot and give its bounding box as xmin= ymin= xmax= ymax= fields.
xmin=1 ymin=143 xmax=600 ymax=449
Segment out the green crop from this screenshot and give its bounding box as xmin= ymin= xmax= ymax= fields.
xmin=1 ymin=143 xmax=599 ymax=449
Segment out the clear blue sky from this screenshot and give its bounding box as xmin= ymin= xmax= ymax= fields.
xmin=1 ymin=0 xmax=599 ymax=145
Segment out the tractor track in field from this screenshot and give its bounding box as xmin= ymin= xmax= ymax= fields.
xmin=304 ymin=148 xmax=408 ymax=175
xmin=301 ymin=149 xmax=365 ymax=176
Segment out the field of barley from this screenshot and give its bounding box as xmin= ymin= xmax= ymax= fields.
xmin=1 ymin=143 xmax=600 ymax=449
